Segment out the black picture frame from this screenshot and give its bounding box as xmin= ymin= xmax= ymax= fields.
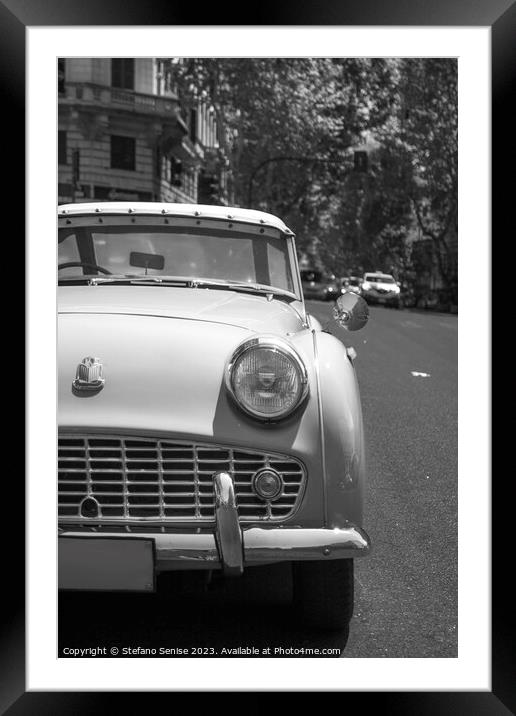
xmin=8 ymin=0 xmax=511 ymax=711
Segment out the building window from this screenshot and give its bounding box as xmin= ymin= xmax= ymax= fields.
xmin=111 ymin=135 xmax=136 ymax=171
xmin=111 ymin=59 xmax=135 ymax=90
xmin=58 ymin=58 xmax=66 ymax=95
xmin=58 ymin=131 xmax=67 ymax=165
xmin=189 ymin=108 xmax=198 ymax=143
xmin=170 ymin=157 xmax=182 ymax=187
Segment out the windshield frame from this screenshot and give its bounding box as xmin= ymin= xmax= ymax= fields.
xmin=58 ymin=213 xmax=302 ymax=300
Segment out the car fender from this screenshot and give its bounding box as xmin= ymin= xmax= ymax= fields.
xmin=313 ymin=330 xmax=366 ymax=529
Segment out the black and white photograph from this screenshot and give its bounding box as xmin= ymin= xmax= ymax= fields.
xmin=13 ymin=10 xmax=503 ymax=705
xmin=56 ymin=55 xmax=458 ymax=658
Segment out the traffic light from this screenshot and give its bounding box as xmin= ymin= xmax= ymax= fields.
xmin=354 ymin=150 xmax=368 ymax=172
xmin=170 ymin=158 xmax=182 ymax=187
xmin=198 ymin=171 xmax=220 ymax=204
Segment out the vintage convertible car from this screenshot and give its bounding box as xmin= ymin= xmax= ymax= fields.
xmin=58 ymin=202 xmax=371 ymax=631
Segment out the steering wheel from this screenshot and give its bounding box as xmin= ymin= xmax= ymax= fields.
xmin=58 ymin=261 xmax=112 ymax=275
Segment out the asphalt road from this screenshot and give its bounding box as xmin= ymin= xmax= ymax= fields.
xmin=59 ymin=302 xmax=457 ymax=658
xmin=307 ymin=301 xmax=458 ymax=657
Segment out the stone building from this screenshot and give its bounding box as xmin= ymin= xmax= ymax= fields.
xmin=58 ymin=58 xmax=228 ymax=205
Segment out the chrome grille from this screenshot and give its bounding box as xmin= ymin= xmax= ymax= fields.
xmin=58 ymin=435 xmax=306 ymax=523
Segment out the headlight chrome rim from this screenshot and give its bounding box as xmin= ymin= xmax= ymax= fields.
xmin=225 ymin=336 xmax=309 ymax=421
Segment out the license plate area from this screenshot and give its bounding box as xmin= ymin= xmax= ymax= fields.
xmin=59 ymin=536 xmax=155 ymax=592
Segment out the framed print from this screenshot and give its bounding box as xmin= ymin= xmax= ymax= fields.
xmin=6 ymin=0 xmax=511 ymax=709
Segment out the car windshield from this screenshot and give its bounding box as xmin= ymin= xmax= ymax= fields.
xmin=301 ymin=270 xmax=322 ymax=282
xmin=365 ymin=274 xmax=395 ymax=284
xmin=58 ymin=220 xmax=294 ymax=293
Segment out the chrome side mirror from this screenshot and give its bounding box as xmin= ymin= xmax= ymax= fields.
xmin=333 ymin=291 xmax=369 ymax=331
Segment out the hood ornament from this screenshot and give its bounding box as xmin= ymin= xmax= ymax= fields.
xmin=73 ymin=356 xmax=105 ymax=393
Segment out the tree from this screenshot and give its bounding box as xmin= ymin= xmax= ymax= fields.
xmin=162 ymin=58 xmax=398 ymax=258
xmin=162 ymin=58 xmax=457 ymax=301
xmin=324 ymin=59 xmax=457 ymax=295
xmin=389 ymin=59 xmax=458 ymax=300
xmin=163 ymin=58 xmax=345 ymax=215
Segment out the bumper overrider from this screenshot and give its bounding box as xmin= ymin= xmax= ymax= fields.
xmin=59 ymin=472 xmax=371 ymax=591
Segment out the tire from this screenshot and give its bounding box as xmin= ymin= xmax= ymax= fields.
xmin=292 ymin=558 xmax=354 ymax=631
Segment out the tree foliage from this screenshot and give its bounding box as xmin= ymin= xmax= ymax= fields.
xmin=163 ymin=57 xmax=457 ymax=300
xmin=395 ymin=59 xmax=458 ymax=295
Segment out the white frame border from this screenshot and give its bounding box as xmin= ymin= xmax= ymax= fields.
xmin=27 ymin=26 xmax=490 ymax=691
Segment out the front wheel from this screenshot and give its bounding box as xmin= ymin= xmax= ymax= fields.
xmin=292 ymin=558 xmax=354 ymax=631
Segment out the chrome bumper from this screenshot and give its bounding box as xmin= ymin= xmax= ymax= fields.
xmin=58 ymin=472 xmax=371 ymax=581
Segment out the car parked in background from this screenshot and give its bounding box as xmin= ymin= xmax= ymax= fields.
xmin=58 ymin=202 xmax=371 ymax=633
xmin=361 ymin=272 xmax=403 ymax=309
xmin=340 ymin=276 xmax=363 ymax=295
xmin=300 ymin=269 xmax=340 ymax=301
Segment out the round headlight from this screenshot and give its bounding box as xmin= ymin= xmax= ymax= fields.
xmin=226 ymin=337 xmax=308 ymax=420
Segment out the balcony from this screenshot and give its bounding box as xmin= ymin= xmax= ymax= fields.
xmin=59 ymin=82 xmax=183 ymax=121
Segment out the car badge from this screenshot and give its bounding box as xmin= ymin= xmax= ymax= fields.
xmin=73 ymin=356 xmax=105 ymax=392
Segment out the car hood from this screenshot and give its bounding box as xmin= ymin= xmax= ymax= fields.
xmin=58 ymin=285 xmax=305 ymax=333
xmin=58 ymin=286 xmax=317 ymax=452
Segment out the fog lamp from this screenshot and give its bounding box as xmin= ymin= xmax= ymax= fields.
xmin=252 ymin=468 xmax=283 ymax=501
